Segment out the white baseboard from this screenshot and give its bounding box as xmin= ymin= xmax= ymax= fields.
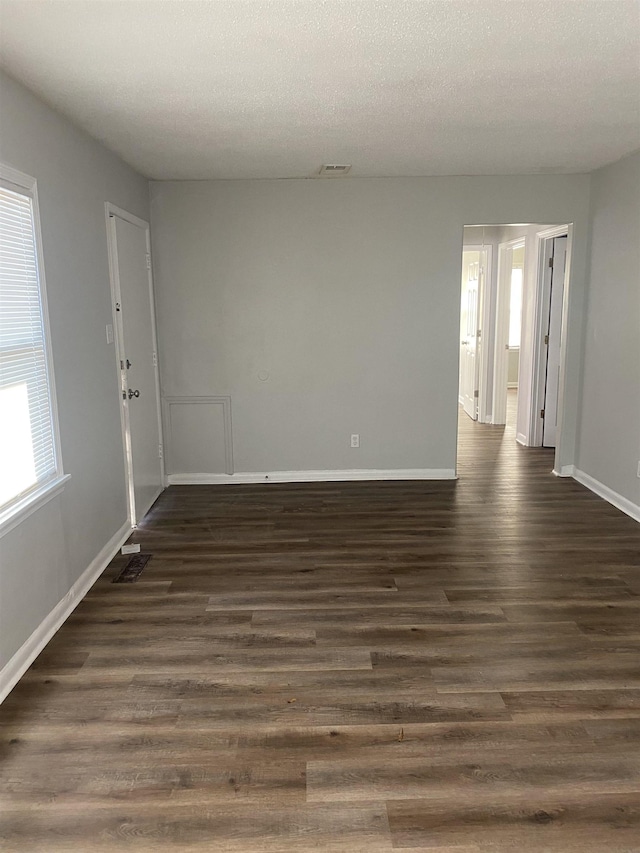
xmin=572 ymin=468 xmax=640 ymax=523
xmin=553 ymin=464 xmax=575 ymax=478
xmin=0 ymin=519 xmax=132 ymax=704
xmin=167 ymin=468 xmax=457 ymax=485
xmin=516 ymin=432 xmax=527 ymax=446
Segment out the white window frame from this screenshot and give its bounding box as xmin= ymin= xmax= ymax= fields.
xmin=0 ymin=163 xmax=68 ymax=537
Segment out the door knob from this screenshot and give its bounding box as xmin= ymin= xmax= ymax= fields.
xmin=128 ymin=389 xmax=140 ymax=399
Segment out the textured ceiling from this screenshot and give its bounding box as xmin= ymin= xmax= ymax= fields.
xmin=0 ymin=1 xmax=639 ymax=180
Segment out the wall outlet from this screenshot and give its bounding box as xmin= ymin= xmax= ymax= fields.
xmin=121 ymin=543 xmax=141 ymax=555
xmin=350 ymin=434 xmax=360 ymax=448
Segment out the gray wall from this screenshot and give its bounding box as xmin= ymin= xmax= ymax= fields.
xmin=0 ymin=72 xmax=149 ymax=670
xmin=508 ymin=349 xmax=520 ymax=386
xmin=150 ymin=175 xmax=591 ymax=478
xmin=577 ymin=150 xmax=640 ymax=507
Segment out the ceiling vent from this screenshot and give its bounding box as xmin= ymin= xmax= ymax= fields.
xmin=318 ymin=164 xmax=351 ymax=177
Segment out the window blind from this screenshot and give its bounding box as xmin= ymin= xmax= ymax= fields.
xmin=0 ymin=182 xmax=57 ymax=510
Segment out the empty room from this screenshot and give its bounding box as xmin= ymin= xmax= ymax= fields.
xmin=1 ymin=1 xmax=640 ymax=850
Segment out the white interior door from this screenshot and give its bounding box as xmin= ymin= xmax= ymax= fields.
xmin=460 ymin=251 xmax=481 ymax=420
xmin=542 ymin=235 xmax=567 ymax=447
xmin=492 ymin=240 xmax=525 ymax=426
xmin=109 ymin=212 xmax=163 ymax=524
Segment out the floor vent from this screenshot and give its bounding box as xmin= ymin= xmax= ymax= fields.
xmin=113 ymin=553 xmax=152 ymax=583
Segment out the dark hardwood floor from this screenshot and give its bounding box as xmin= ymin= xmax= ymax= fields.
xmin=2 ymin=392 xmax=640 ymax=851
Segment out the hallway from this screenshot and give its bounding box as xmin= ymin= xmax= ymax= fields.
xmin=1 ymin=412 xmax=640 ymax=851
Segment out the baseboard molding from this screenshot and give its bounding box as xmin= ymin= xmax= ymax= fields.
xmin=167 ymin=468 xmax=457 ymax=485
xmin=572 ymin=468 xmax=640 ymax=523
xmin=516 ymin=432 xmax=527 ymax=446
xmin=0 ymin=519 xmax=132 ymax=704
xmin=553 ymin=464 xmax=575 ymax=478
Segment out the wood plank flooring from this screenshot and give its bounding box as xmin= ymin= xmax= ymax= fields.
xmin=2 ymin=395 xmax=640 ymax=851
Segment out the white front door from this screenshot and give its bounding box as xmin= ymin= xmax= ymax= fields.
xmin=542 ymin=235 xmax=567 ymax=448
xmin=460 ymin=251 xmax=481 ymax=420
xmin=108 ymin=211 xmax=163 ymax=524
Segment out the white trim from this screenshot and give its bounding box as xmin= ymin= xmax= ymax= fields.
xmin=163 ymin=396 xmax=234 ymax=477
xmin=104 ymin=202 xmax=149 ymax=231
xmin=553 ymin=226 xmax=574 ymax=473
xmin=572 ymin=469 xmax=640 ymax=523
xmin=0 ymin=163 xmax=66 ymax=533
xmin=553 ymin=464 xmax=575 ymax=478
xmin=516 ymin=433 xmax=527 ymax=446
xmin=530 ymin=225 xmax=573 ymax=473
xmin=167 ymin=468 xmax=456 ymax=485
xmin=0 ymin=163 xmax=37 ymax=191
xmin=492 ymin=237 xmax=525 ymax=426
xmin=0 ymin=474 xmax=70 ymax=537
xmin=478 ymin=244 xmax=493 ymax=424
xmin=462 ymin=243 xmax=493 ymax=425
xmin=534 ymin=224 xmax=572 ymax=241
xmin=0 ymin=519 xmax=132 ymax=704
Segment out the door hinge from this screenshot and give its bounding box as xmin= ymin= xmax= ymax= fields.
xmin=544 ymin=334 xmax=549 ymax=345
xmin=474 ymin=390 xmax=479 ymax=398
xmin=146 ymin=253 xmax=151 ymax=270
xmin=477 ymin=329 xmax=481 ymax=340
xmin=115 ymin=301 xmax=121 ymax=312
xmin=122 ymin=391 xmax=126 ymax=400
xmin=548 ymin=256 xmax=554 ymax=269
xmin=152 ymin=352 xmax=158 ymax=367
xmin=158 ymin=443 xmax=163 ymax=458
xmin=540 ymin=408 xmax=545 ymax=419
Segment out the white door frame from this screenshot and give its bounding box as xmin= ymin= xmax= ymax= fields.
xmin=492 ymin=237 xmax=525 ymax=425
xmin=460 ymin=244 xmax=492 ymax=423
xmin=105 ymin=202 xmax=164 ymax=526
xmin=476 ymin=244 xmax=493 ymax=424
xmin=529 ymin=224 xmax=573 ymax=470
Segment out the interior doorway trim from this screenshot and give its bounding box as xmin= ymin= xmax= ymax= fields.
xmin=530 ymin=224 xmax=573 ymax=474
xmin=104 ymin=202 xmax=165 ymax=526
xmin=461 ymin=243 xmax=493 ymax=424
xmin=492 ymin=237 xmax=524 ymax=426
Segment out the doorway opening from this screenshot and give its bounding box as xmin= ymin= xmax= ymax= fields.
xmin=457 ymin=223 xmax=572 ymax=475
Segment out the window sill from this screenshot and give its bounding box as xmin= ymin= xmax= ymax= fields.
xmin=0 ymin=474 xmax=71 ymax=538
